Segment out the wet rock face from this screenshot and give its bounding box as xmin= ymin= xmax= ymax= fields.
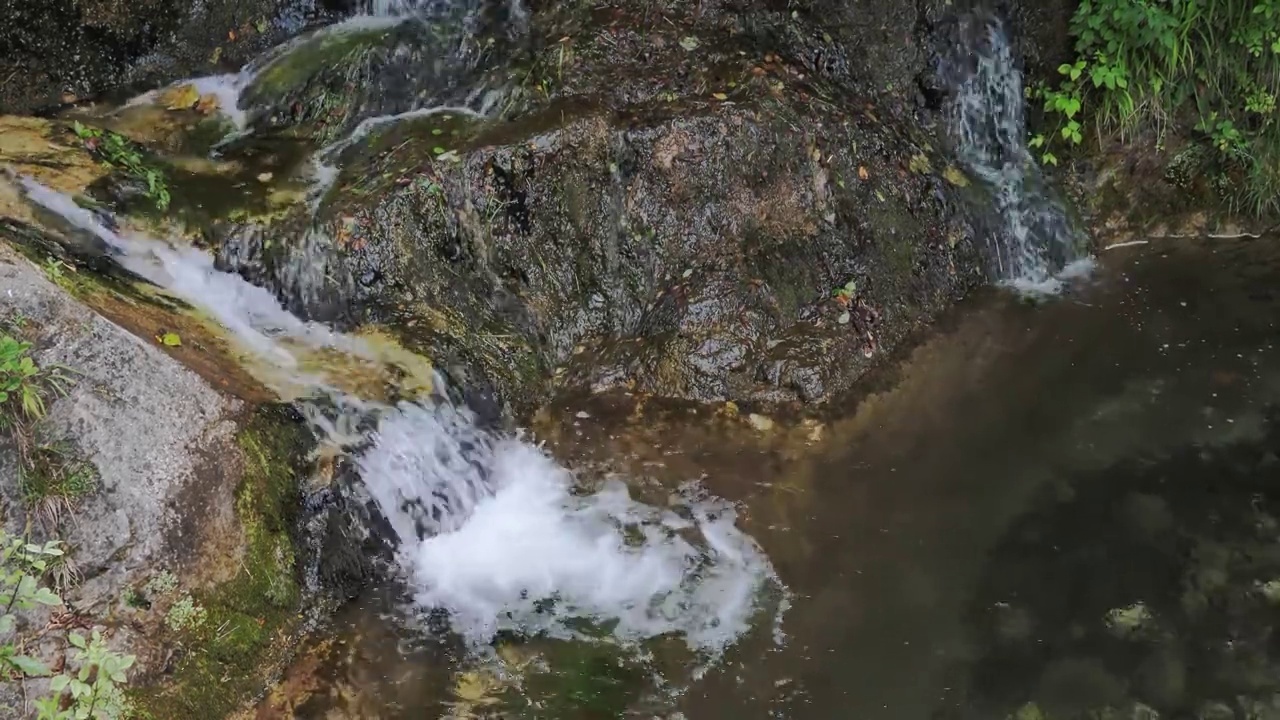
xmin=223 ymin=98 xmax=985 ymax=412
xmin=0 ymin=0 xmax=318 ymax=114
xmin=217 ymin=0 xmax=993 ymax=414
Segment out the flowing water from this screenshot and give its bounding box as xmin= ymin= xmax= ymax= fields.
xmin=15 ymin=174 xmax=785 ymax=688
xmin=241 ymin=236 xmax=1280 ymax=719
xmin=945 ymin=15 xmax=1087 ymax=290
xmin=15 ymin=4 xmax=1280 ymax=719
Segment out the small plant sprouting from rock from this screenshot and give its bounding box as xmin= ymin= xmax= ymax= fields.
xmin=21 ymin=442 xmax=99 ymax=531
xmin=165 ymin=595 xmax=208 ymax=633
xmin=0 ymin=334 xmax=56 ymax=426
xmin=142 ymin=570 xmax=178 ymax=599
xmin=1 ymin=531 xmax=138 ymax=719
xmin=34 ymin=630 xmax=136 ymax=720
xmin=0 ymin=534 xmax=64 ymax=677
xmin=71 ymin=122 xmax=172 ymax=212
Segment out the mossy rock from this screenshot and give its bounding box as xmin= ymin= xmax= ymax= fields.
xmin=131 ymin=406 xmax=313 ymax=718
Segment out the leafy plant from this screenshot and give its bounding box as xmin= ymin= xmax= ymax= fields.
xmin=1 ymin=535 xmax=64 ymax=677
xmin=71 ymin=122 xmax=172 ymax=212
xmin=164 ymin=595 xmax=207 ymax=633
xmin=1 ymin=531 xmax=137 ymax=719
xmin=34 ymin=630 xmax=135 ymax=720
xmin=0 ymin=335 xmax=50 ymax=424
xmin=142 ymin=571 xmax=177 ymax=599
xmin=1030 ymin=0 xmax=1280 ymax=213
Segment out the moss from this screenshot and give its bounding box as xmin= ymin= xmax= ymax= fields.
xmin=251 ymin=28 xmax=393 ymax=99
xmin=131 ymin=407 xmax=311 ymax=718
xmin=515 ymin=642 xmax=645 ymax=719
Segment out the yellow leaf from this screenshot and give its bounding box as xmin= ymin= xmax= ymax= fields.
xmin=160 ymin=333 xmax=182 ymax=347
xmin=857 ymin=166 xmax=869 ymax=180
xmin=942 ymin=165 xmax=970 ymax=187
xmin=712 ymin=92 xmax=728 ymax=100
xmin=194 ymin=93 xmax=220 ymax=115
xmin=162 ymin=84 xmax=200 ymax=110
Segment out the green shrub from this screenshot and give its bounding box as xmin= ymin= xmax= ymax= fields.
xmin=1 ymin=531 xmax=137 ymax=719
xmin=0 ymin=335 xmax=51 ymax=426
xmin=1031 ymin=0 xmax=1280 ymax=214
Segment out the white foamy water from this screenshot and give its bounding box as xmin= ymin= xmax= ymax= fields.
xmin=14 ymin=177 xmax=784 ymax=656
xmin=945 ymin=15 xmax=1090 ymax=288
xmin=1009 ymin=256 xmax=1097 ymax=298
xmin=121 ymin=72 xmax=255 ymax=130
xmin=360 ymin=403 xmax=778 ymax=651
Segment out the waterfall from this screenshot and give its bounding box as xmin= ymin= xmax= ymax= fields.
xmin=15 ymin=177 xmax=784 ymax=656
xmin=944 ymin=15 xmax=1089 ymax=292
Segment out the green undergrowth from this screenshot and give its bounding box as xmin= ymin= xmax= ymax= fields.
xmin=1032 ymin=0 xmax=1280 ymax=215
xmin=0 ymin=329 xmax=89 ymax=533
xmin=130 ymin=408 xmax=310 ymax=718
xmin=71 ymin=122 xmax=172 ymax=212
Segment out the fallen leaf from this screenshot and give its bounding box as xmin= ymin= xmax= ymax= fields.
xmin=162 ymin=84 xmax=200 ymax=110
xmin=227 ymin=29 xmax=237 ymax=41
xmin=256 ymin=172 xmax=273 ymax=182
xmin=942 ymin=165 xmax=970 ymax=187
xmin=159 ymin=332 xmax=182 ymax=347
xmin=679 ymin=36 xmax=700 ymax=51
xmin=712 ymin=92 xmax=728 ymax=100
xmin=857 ymin=166 xmax=869 ymax=180
xmin=194 ymin=93 xmax=220 ymax=115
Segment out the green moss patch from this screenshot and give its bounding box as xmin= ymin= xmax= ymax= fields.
xmin=132 ymin=407 xmax=312 ymax=718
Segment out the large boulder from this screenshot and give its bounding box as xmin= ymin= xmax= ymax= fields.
xmin=216 ymin=0 xmax=992 ymax=416
xmin=0 ymin=219 xmax=314 ymax=716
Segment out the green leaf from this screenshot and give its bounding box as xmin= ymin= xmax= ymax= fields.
xmin=160 ymin=332 xmax=182 ymax=347
xmin=32 ymin=587 xmax=61 ymax=605
xmin=67 ymin=632 xmax=86 ymax=649
xmin=432 ymin=146 xmax=445 ymax=155
xmin=10 ymin=653 xmax=51 ymax=676
xmin=49 ymin=674 xmax=70 ymax=693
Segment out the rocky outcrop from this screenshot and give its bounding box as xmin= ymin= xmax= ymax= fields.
xmin=215 ymin=0 xmax=993 ymax=417
xmin=0 ymin=223 xmax=313 ymax=716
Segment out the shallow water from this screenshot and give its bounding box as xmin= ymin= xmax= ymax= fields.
xmin=259 ymin=237 xmax=1280 ymax=719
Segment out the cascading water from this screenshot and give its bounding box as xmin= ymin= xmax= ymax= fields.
xmin=944 ymin=15 xmax=1089 ymax=292
xmin=14 ymin=178 xmax=784 ymax=658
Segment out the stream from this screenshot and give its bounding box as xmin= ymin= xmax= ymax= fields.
xmin=240 ymin=236 xmax=1280 ymax=719
xmin=10 ymin=3 xmax=1280 ymax=719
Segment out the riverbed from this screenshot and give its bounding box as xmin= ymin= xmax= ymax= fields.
xmin=251 ymin=236 xmax=1280 ymax=719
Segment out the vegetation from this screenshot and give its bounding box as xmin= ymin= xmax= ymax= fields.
xmin=1031 ymin=0 xmax=1280 ymax=214
xmin=130 ymin=410 xmax=306 ymax=718
xmin=163 ymin=596 xmax=207 ymax=633
xmin=1 ymin=532 xmax=137 ymax=720
xmin=0 ymin=335 xmax=56 ymax=427
xmin=71 ymin=123 xmax=171 ymax=212
xmin=20 ymin=443 xmax=98 ymax=531
xmin=1 ymin=334 xmax=88 ymax=530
